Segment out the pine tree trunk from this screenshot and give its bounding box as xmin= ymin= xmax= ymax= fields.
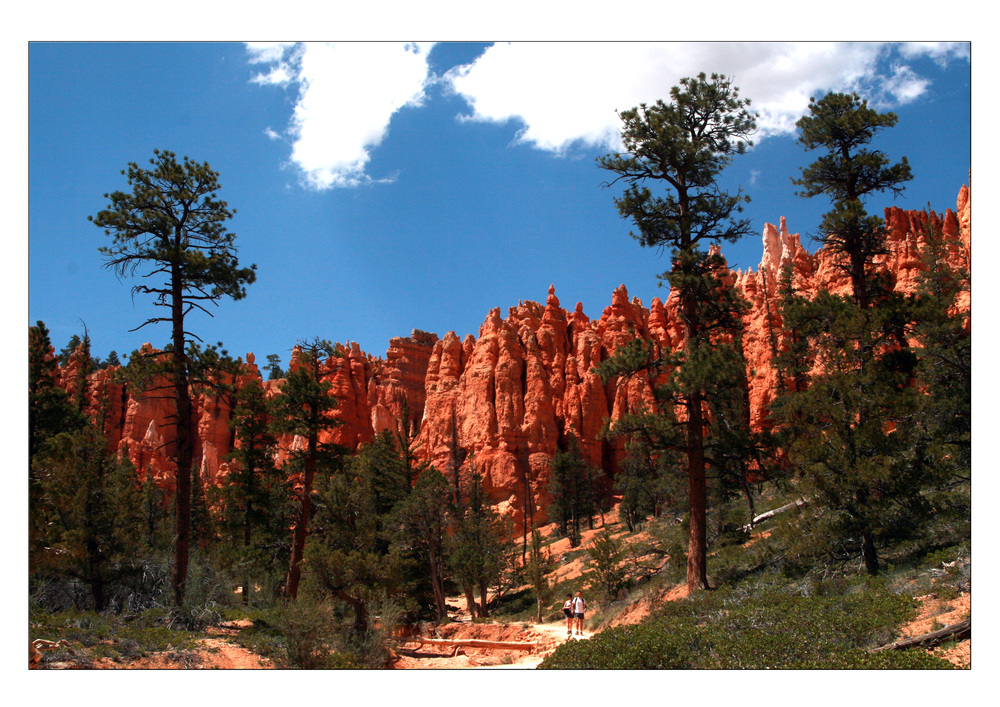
xmin=242 ymin=517 xmax=251 ymax=606
xmin=862 ymin=531 xmax=880 ymax=576
xmin=686 ymin=392 xmax=710 ymax=592
xmin=464 ymin=585 xmax=478 ymax=619
xmin=478 ymin=578 xmax=489 ymax=618
xmin=429 ymin=545 xmax=447 ymax=620
xmin=285 ymin=430 xmax=317 ymax=600
xmin=171 ymin=268 xmax=192 ymax=607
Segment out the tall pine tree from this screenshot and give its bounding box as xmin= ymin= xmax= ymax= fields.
xmin=773 ymin=93 xmax=919 ymax=576
xmin=92 ymin=149 xmax=256 ymax=605
xmin=598 ymin=73 xmax=757 ymax=591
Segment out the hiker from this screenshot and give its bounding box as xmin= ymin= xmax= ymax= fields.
xmin=572 ymin=591 xmax=587 ymax=635
xmin=562 ymin=594 xmax=574 ymax=635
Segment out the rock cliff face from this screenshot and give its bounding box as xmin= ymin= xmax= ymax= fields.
xmin=59 ymin=186 xmax=971 ymax=522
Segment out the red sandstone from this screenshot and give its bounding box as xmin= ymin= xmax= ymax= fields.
xmin=53 ymin=186 xmax=971 ymax=523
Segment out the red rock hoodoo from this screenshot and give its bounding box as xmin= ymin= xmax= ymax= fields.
xmin=56 ymin=186 xmax=971 ymax=525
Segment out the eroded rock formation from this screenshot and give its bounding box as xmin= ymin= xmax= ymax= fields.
xmin=55 ymin=186 xmax=971 ymax=524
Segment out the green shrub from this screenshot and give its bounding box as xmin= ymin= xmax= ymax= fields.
xmin=540 ymin=577 xmax=954 ymax=669
xmin=270 ymin=597 xmax=341 ymax=669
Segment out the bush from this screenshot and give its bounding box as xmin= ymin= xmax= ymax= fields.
xmin=271 ymin=597 xmax=342 ymax=669
xmin=587 ymin=530 xmax=629 ymax=601
xmin=539 ymin=577 xmax=955 ymax=669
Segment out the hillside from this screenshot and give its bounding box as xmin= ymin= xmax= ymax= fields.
xmin=30 ymin=493 xmax=971 ymax=670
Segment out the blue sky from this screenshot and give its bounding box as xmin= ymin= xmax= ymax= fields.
xmin=28 ymin=41 xmax=971 ymax=369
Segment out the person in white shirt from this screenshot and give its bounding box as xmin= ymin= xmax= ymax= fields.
xmin=572 ymin=591 xmax=587 ymax=635
xmin=562 ymin=594 xmax=574 ymax=635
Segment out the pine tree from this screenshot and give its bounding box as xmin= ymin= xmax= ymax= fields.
xmin=270 ymin=339 xmax=342 ymax=599
xmin=524 ymin=528 xmax=556 ymax=624
xmin=909 ymin=211 xmax=971 ymax=484
xmin=92 ymin=149 xmax=256 ymax=605
xmin=29 ymin=322 xmax=86 ymax=462
xmin=449 ymin=466 xmax=512 ymax=618
xmin=791 ymin=92 xmax=912 ymax=310
xmin=598 ymin=73 xmax=757 ymax=591
xmin=31 ymin=423 xmax=143 ymax=610
xmin=547 ymin=433 xmax=599 ymax=547
xmin=394 ymin=467 xmax=452 ymax=621
xmin=29 ymin=322 xmax=88 ymax=567
xmin=213 ymin=377 xmax=287 ymax=605
xmin=773 ymin=93 xmax=920 ymax=576
xmin=307 ymin=432 xmax=410 ymax=632
xmin=264 ymin=353 xmax=284 ymax=381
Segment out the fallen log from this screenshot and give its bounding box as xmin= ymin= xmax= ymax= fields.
xmin=742 ymin=497 xmax=809 ymax=531
xmin=398 ymin=637 xmax=536 ymax=653
xmin=871 ymin=619 xmax=971 ymax=652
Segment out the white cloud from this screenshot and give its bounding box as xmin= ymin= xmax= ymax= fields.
xmin=443 ymin=42 xmax=966 ymax=152
xmin=899 ymin=42 xmax=970 ymax=67
xmin=246 ymin=42 xmax=435 ymax=189
xmin=876 ymin=64 xmax=930 ymax=106
xmin=246 ymin=42 xmax=967 ymax=188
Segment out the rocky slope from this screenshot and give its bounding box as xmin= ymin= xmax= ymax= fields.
xmin=52 ymin=185 xmax=971 ymax=519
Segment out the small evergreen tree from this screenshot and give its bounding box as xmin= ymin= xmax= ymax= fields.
xmin=547 ymin=433 xmax=599 ymax=547
xmin=909 ymin=211 xmax=971 ymax=484
xmin=587 ymin=529 xmax=628 ymax=601
xmin=394 ymin=467 xmax=453 ymax=621
xmin=449 ymin=467 xmax=512 ymax=618
xmin=773 ymin=92 xmax=921 ymax=576
xmin=524 ymin=528 xmax=556 ymax=624
xmin=270 ymin=339 xmax=342 ymax=599
xmin=29 ymin=322 xmax=86 ymax=462
xmin=31 ymin=423 xmax=143 ymax=611
xmin=307 ymin=432 xmax=409 ymax=632
xmin=264 ymin=353 xmax=284 ymax=381
xmin=212 ymin=377 xmax=288 ymax=605
xmin=57 ymin=333 xmax=82 ymax=367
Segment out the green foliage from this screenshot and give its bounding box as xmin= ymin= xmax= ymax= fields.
xmin=91 ymin=149 xmax=256 ymax=311
xmin=29 ymin=608 xmax=202 ymax=664
xmin=771 ymin=290 xmax=944 ymax=575
xmin=392 ymin=466 xmax=453 ymax=620
xmin=264 ymin=353 xmax=284 ymax=380
xmin=908 ymin=211 xmax=971 ymax=483
xmin=540 ymin=577 xmax=952 ymax=669
xmin=211 ymin=377 xmax=291 ymax=605
xmin=792 ymin=92 xmax=912 ymax=308
xmin=306 ymin=432 xmax=410 ymax=630
xmin=524 ymin=528 xmax=557 ymax=623
xmin=767 ymin=99 xmax=953 ymax=577
xmin=271 ymin=338 xmax=343 ymax=600
xmin=547 ymin=433 xmax=601 ymax=546
xmin=586 ymin=530 xmax=628 ymax=601
xmin=270 ymin=339 xmax=341 ymax=445
xmin=598 ymin=74 xmax=760 ymax=590
xmin=597 ymin=72 xmax=756 ymax=251
xmin=615 ymin=434 xmax=683 ymax=532
xmin=449 ymin=467 xmax=515 ymax=617
xmin=30 ymin=423 xmax=145 ymax=611
xmin=29 ymin=322 xmax=86 ymax=462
